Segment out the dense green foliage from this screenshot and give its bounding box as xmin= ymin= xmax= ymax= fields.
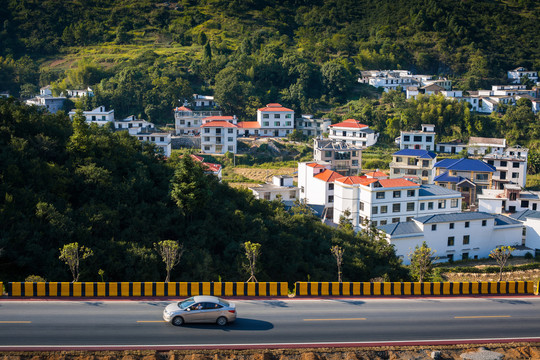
xmin=0 ymin=0 xmax=538 ymax=123
xmin=0 ymin=100 xmax=407 ymax=282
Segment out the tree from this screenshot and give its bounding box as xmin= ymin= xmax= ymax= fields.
xmin=330 ymin=245 xmax=344 ymax=282
xmin=408 ymin=241 xmax=436 ymax=283
xmin=489 ymin=246 xmax=515 ymax=281
xmin=154 ymin=240 xmax=184 ymax=282
xmin=59 ymin=242 xmax=94 ymax=282
xmin=243 ymin=241 xmax=261 ymax=282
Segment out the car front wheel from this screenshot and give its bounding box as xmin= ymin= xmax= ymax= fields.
xmin=216 ymin=316 xmax=227 ymax=326
xmin=172 ymin=316 xmax=184 ymax=326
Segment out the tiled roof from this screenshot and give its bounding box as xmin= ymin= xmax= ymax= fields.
xmin=307 ymin=163 xmax=327 ymax=168
xmin=258 ymin=103 xmax=293 ymax=112
xmin=202 ymin=116 xmax=235 ymax=121
xmin=365 ymin=171 xmax=387 ymax=178
xmin=377 ymin=178 xmax=419 ymax=188
xmin=336 ymin=176 xmax=376 ymax=185
xmin=418 ymin=184 xmax=462 ymax=197
xmin=378 ymin=222 xmax=423 ymax=237
xmin=175 ymin=106 xmax=192 ymax=112
xmin=200 ymin=120 xmax=238 ymax=128
xmin=236 ymin=121 xmax=261 ymax=129
xmin=468 ymin=137 xmax=506 ymax=147
xmin=509 ymin=209 xmax=540 ymax=221
xmin=414 ymin=212 xmax=494 ymax=224
xmin=313 ymin=169 xmax=344 ymax=183
xmin=190 ymin=154 xmax=221 ymax=173
xmin=434 ymin=158 xmax=495 ymax=172
xmin=329 ymin=119 xmax=368 ymax=129
xmin=393 ymin=149 xmax=437 ymax=159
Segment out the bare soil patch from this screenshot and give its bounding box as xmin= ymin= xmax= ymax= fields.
xmin=233 ymin=168 xmax=296 ymax=183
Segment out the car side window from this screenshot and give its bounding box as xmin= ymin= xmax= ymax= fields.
xmin=203 ymin=302 xmax=222 ymax=310
xmin=190 ymin=303 xmax=204 ymax=311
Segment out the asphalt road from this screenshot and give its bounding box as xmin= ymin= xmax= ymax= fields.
xmin=0 ymin=297 xmax=539 ymax=349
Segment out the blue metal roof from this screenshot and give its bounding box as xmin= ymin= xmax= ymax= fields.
xmin=509 ymin=209 xmax=540 ymax=221
xmin=378 ymin=222 xmax=423 ymax=236
xmin=493 ymin=214 xmax=522 ymax=226
xmin=418 ymin=184 xmax=462 ymax=197
xmin=414 ymin=212 xmax=494 ymax=224
xmin=433 ymin=171 xmax=467 ymax=183
xmin=393 ymin=149 xmax=437 ymax=159
xmin=433 ymin=158 xmax=495 ymax=172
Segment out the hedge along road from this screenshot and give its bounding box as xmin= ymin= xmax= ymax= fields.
xmin=0 ymin=297 xmax=540 ymax=350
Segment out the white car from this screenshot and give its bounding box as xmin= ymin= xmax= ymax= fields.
xmin=163 ymin=295 xmax=237 ymax=326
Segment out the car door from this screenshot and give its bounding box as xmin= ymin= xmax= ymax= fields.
xmin=185 ymin=303 xmax=206 ymax=323
xmin=200 ymin=302 xmax=223 ymax=322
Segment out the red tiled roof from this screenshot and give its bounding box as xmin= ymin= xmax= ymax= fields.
xmin=258 ymin=103 xmax=294 ymax=112
xmin=175 ymin=106 xmax=192 ymax=112
xmin=189 ymin=154 xmax=221 ymax=173
xmin=378 ymin=178 xmax=419 ymax=188
xmin=329 ymin=119 xmax=368 ymax=129
xmin=202 ymin=116 xmax=235 ymax=121
xmin=336 ymin=176 xmax=377 ymax=185
xmin=313 ymin=169 xmax=343 ymax=183
xmin=365 ymin=171 xmax=388 ymax=178
xmin=307 ymin=163 xmax=327 ymax=168
xmin=190 ymin=154 xmax=204 ymax=162
xmin=237 ymin=121 xmax=261 ymax=129
xmin=200 ymin=120 xmax=238 ymax=128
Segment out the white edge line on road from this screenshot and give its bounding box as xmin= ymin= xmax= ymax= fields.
xmin=2 ymin=337 xmax=540 ymax=349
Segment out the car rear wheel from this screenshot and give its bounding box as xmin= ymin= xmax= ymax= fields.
xmin=172 ymin=316 xmax=184 ymax=326
xmin=216 ymin=316 xmax=227 ymax=326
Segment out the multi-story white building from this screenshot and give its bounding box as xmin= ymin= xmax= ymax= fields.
xmin=378 ymin=212 xmax=524 ymax=264
xmin=200 ymin=120 xmax=238 ymax=154
xmin=114 ymin=115 xmax=155 ymax=135
xmin=507 ymin=67 xmax=538 ymax=84
xmin=358 ymin=70 xmax=417 ymax=92
xmin=26 ymin=95 xmax=66 ymax=114
xmin=436 ymin=137 xmax=505 ymax=156
xmin=136 ymin=131 xmax=172 ymax=157
xmin=69 ymin=106 xmax=114 ymax=126
xmin=328 ymin=119 xmax=379 ymax=147
xmin=174 ymin=106 xmax=222 ymax=135
xmin=183 ymin=94 xmax=219 ymax=109
xmin=249 ymin=175 xmax=299 ymax=202
xmin=333 ymin=177 xmax=462 ymax=230
xmin=509 ymin=210 xmax=540 ymax=257
xmin=256 ymin=103 xmax=294 ymax=137
xmin=397 ymin=124 xmax=435 ymax=150
xmin=313 ymin=138 xmax=362 ymax=175
xmin=484 ymin=146 xmax=528 ymax=189
xmin=479 ymin=184 xmax=540 ymax=214
xmin=295 ymin=115 xmax=331 ymax=137
xmin=390 ymin=149 xmax=437 ymax=184
xmin=298 ymin=162 xmax=344 ymax=219
xmin=67 ymin=87 xmax=94 ymax=98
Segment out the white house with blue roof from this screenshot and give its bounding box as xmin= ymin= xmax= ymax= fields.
xmin=390 ymin=149 xmax=437 ymax=184
xmin=434 ymin=158 xmax=496 ymax=207
xmin=378 ymin=212 xmax=525 ymax=264
xmin=509 ymin=210 xmax=540 ymax=257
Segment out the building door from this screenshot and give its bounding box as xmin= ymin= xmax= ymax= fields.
xmin=274 ymin=130 xmax=279 ymax=137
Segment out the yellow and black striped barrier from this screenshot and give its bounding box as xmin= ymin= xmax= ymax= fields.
xmin=294 ymin=281 xmax=536 ymax=296
xmin=7 ymin=282 xmax=289 ymax=297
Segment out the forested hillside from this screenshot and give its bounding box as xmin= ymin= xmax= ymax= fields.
xmin=0 ymin=0 xmax=538 ymax=124
xmin=0 ymin=99 xmax=407 ymax=282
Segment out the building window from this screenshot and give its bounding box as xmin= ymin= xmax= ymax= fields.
xmin=372 ymin=221 xmax=377 ymax=227
xmin=413 ymin=135 xmax=422 ymax=142
xmin=438 ymin=200 xmax=446 ymax=209
xmin=360 ymin=202 xmax=364 ymax=211
xmin=448 ymin=237 xmax=455 ymax=246
xmin=264 ymin=193 xmax=271 ymax=200
xmin=393 ymin=203 xmax=400 ymax=213
xmin=451 ymin=199 xmax=459 ymax=208
xmin=393 ymin=168 xmax=400 ymax=174
xmin=420 ymin=203 xmax=425 ymax=211
xmin=465 ymin=221 xmax=470 ymax=228
xmin=462 ymin=252 xmax=469 ymax=260
xmin=396 ymin=157 xmax=402 ymax=162
xmin=500 ymin=161 xmax=507 ymax=167
xmin=407 ymin=190 xmax=415 ymax=197
xmin=228 ymin=128 xmax=234 ymax=133
xmin=476 ymin=173 xmax=488 ymax=181
xmin=482 ymin=220 xmax=487 ymax=226
xmin=228 ymin=146 xmax=234 ymax=151
xmin=407 ymin=202 xmax=414 ymax=211
xmin=274 ymin=122 xmax=280 ymax=126
xmin=328 ymin=183 xmax=334 ymax=190
xmin=447 ymin=254 xmax=454 ymax=262
xmin=204 ymin=128 xmax=210 ymax=133
xmin=428 ymin=202 xmax=434 ymax=210
xmin=426 ymin=136 xmax=432 ymax=142
xmin=285 ymin=114 xmax=291 ymax=118
xmin=263 ymin=114 xmax=269 ymax=119
xmin=263 ymin=122 xmax=269 ymax=126
xmin=512 ymin=172 xmax=519 ymax=179
xmin=393 ymin=190 xmax=401 ymax=198
xmin=463 ymin=235 xmax=470 ymax=245
xmin=376 ymin=192 xmax=385 ymax=199
xmin=521 ymin=200 xmax=529 ymax=208
xmin=228 ymin=137 xmax=233 ymax=142
xmin=403 ymin=135 xmax=410 ymax=142
xmin=328 ymin=195 xmax=334 ymax=203
xmin=381 ymin=205 xmax=388 ymax=214
xmin=392 ymin=217 xmax=400 ymax=223
xmin=380 ymin=220 xmax=387 ymax=225
xmin=274 ymin=114 xmax=280 ymax=119
xmin=372 ymin=206 xmax=378 ymax=214
xmin=431 ymin=224 xmax=437 ymax=231
xmin=449 ymin=223 xmax=454 ymax=229
xmin=512 ymin=162 xmax=520 ymax=168
xmin=285 ymin=121 xmax=291 ymax=126
xmin=204 ymin=145 xmax=211 ymax=151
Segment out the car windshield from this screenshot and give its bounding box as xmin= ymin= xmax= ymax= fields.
xmin=178 ymin=297 xmax=195 ymax=309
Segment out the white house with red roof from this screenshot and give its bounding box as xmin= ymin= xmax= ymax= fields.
xmin=328 ymin=119 xmax=379 ymax=147
xmin=190 ymin=154 xmax=222 ymax=180
xmin=200 ymin=120 xmax=238 ymax=154
xmin=333 ymin=177 xmax=462 ymax=231
xmin=236 ymin=103 xmax=295 ymax=137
